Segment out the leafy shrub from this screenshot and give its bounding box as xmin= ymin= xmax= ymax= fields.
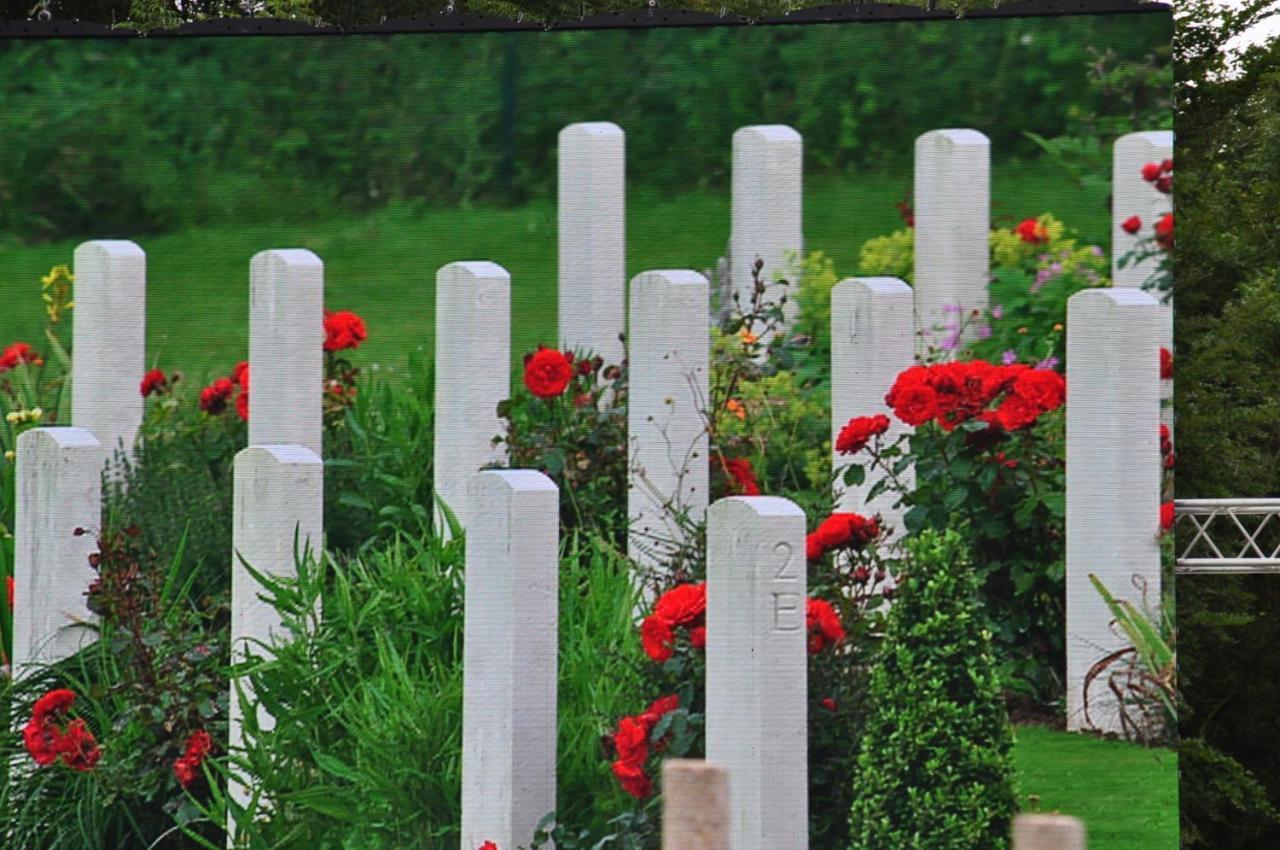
xmin=848 ymin=527 xmax=1015 ymax=850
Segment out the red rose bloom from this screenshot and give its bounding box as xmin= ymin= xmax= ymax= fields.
xmin=612 ymin=716 xmax=648 ymax=767
xmin=612 ymin=759 xmax=653 ymax=799
xmin=323 ymin=310 xmax=367 ymax=353
xmin=654 ymin=583 xmax=707 ymax=627
xmin=987 ymin=394 xmax=1041 ymax=432
xmin=23 ymin=718 xmax=61 ymax=766
xmin=806 ymin=598 xmax=845 ymax=654
xmin=885 ymin=379 xmax=940 ymax=427
xmin=639 ymin=695 xmax=680 ymax=731
xmin=140 ymin=368 xmax=169 ymax=397
xmin=1160 ymin=501 xmax=1175 ymax=533
xmin=1121 ymin=216 xmax=1142 ymax=235
xmin=0 ymin=342 xmax=42 ymax=372
xmin=836 ymin=414 xmax=891 ymax=456
xmin=231 ymin=360 xmax=248 ymax=387
xmin=6 ymin=575 xmax=12 ymax=609
xmin=33 ymin=689 xmax=76 ymax=722
xmin=478 ymin=843 xmax=499 ymax=850
xmin=1015 ymin=218 xmax=1048 ymax=244
xmin=810 ymin=513 xmax=879 ymax=557
xmin=523 ymin=346 xmax=574 ymax=399
xmin=199 ymin=377 xmax=235 ymax=415
xmin=1155 ymin=213 xmax=1174 ymax=250
xmin=820 ymin=697 xmax=838 ymax=712
xmin=640 ymin=615 xmax=675 ymax=663
xmin=1160 ymin=347 xmax=1173 ymax=380
xmin=688 ymin=625 xmax=707 ymax=649
xmin=721 ymin=457 xmax=761 ymax=496
xmin=57 ymin=719 xmax=101 ymax=772
xmin=1141 ymin=162 xmax=1162 ymax=182
xmin=1010 ymin=368 xmax=1066 ymax=413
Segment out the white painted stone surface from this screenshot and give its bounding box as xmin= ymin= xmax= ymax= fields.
xmin=914 ymin=129 xmax=990 ymax=351
xmin=248 ymin=250 xmax=324 ymax=457
xmin=1065 ymin=289 xmax=1161 ymax=734
xmin=559 ymin=122 xmax=626 ymax=368
xmin=228 ymin=444 xmax=323 ymax=837
xmin=1112 ymin=131 xmax=1175 ymax=433
xmin=831 ymin=277 xmax=914 ymax=536
xmin=662 ymin=759 xmax=730 ymax=850
xmin=1012 ymin=814 xmax=1087 ymax=850
xmin=731 ymin=126 xmax=803 ymax=330
xmin=706 ymin=496 xmax=807 ymax=850
xmin=461 ymin=470 xmax=558 ymax=850
xmin=627 ymin=270 xmax=710 ymax=571
xmin=11 ymin=427 xmax=103 ymax=675
xmin=433 ymin=261 xmax=511 ymax=538
xmin=72 ymin=241 xmax=145 ymax=464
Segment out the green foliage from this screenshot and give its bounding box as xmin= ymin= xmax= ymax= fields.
xmin=194 ymin=532 xmax=644 ymax=848
xmin=848 ymin=527 xmax=1015 ymax=850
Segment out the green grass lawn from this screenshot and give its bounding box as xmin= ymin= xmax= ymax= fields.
xmin=1013 ymin=724 xmax=1179 ymax=849
xmin=0 ymin=157 xmax=1110 ymax=382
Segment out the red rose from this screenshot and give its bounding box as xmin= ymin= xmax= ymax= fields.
xmin=720 ymin=457 xmax=761 ymax=496
xmin=198 ymin=378 xmax=235 ymax=415
xmin=1010 ymin=368 xmax=1065 ymax=413
xmin=688 ymin=625 xmax=706 ymax=649
xmin=235 ymin=388 xmax=249 ymax=421
xmin=323 ymin=310 xmax=367 ymax=353
xmin=1155 ymin=213 xmax=1174 ymax=250
xmin=820 ymin=697 xmax=838 ymax=712
xmin=33 ymin=689 xmax=76 ymax=722
xmin=1015 ymin=218 xmax=1048 ymax=244
xmin=835 ymin=414 xmax=891 ymax=456
xmin=811 ymin=513 xmax=879 ymax=556
xmin=612 ymin=759 xmax=652 ymax=799
xmin=640 ymin=615 xmax=675 ymax=663
xmin=1121 ymin=216 xmax=1142 ymax=235
xmin=0 ymin=342 xmax=42 ymax=372
xmin=1141 ymin=162 xmax=1162 ymax=182
xmin=23 ymin=718 xmax=61 ymax=766
xmin=1160 ymin=347 xmax=1173 ymax=380
xmin=886 ymin=379 xmax=940 ymax=427
xmin=1160 ymin=501 xmax=1175 ymax=533
xmin=231 ymin=360 xmax=248 ymax=387
xmin=140 ymin=368 xmax=169 ymax=397
xmin=988 ymin=394 xmax=1041 ymax=432
xmin=806 ymin=598 xmax=845 ymax=654
xmin=523 ymin=346 xmax=574 ymax=399
xmin=478 ymin=843 xmax=499 ymax=850
xmin=55 ymin=719 xmax=100 ymax=772
xmin=639 ymin=695 xmax=680 ymax=731
xmin=805 ymin=533 xmax=826 ymax=563
xmin=174 ymin=756 xmax=199 ymax=788
xmin=6 ymin=575 xmax=12 ymax=609
xmin=654 ymin=583 xmax=706 ymax=627
xmin=183 ymin=729 xmax=213 ymax=760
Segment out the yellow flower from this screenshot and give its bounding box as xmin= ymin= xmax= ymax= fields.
xmin=738 ymin=327 xmax=758 ymax=346
xmin=726 ymin=399 xmax=746 ymax=421
xmin=29 ymin=407 xmax=42 ymax=422
xmin=5 ymin=411 xmax=21 ymax=425
xmin=3 ymin=450 xmax=13 ymax=462
xmin=41 ymin=264 xmax=75 ymax=323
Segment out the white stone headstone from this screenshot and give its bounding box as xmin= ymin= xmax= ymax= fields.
xmin=662 ymin=759 xmax=730 ymax=850
xmin=72 ymin=241 xmax=145 ymax=464
xmin=627 ymin=270 xmax=710 ymax=572
xmin=228 ymin=444 xmax=323 ymax=838
xmin=1065 ymin=288 xmax=1161 ymax=734
xmin=706 ymin=496 xmax=807 ymax=850
xmin=461 ymin=470 xmax=558 ymax=850
xmin=831 ymin=277 xmax=914 ymax=536
xmin=559 ymin=122 xmax=626 ymax=369
xmin=433 ymin=261 xmax=511 ymax=539
xmin=914 ymin=129 xmax=990 ymax=352
xmin=248 ymin=250 xmax=324 ymax=457
xmin=731 ymin=126 xmax=803 ymax=332
xmin=1012 ymin=813 xmax=1087 ymax=850
xmin=11 ymin=427 xmax=103 ymax=674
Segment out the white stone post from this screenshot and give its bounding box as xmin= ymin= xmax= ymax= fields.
xmin=248 ymin=250 xmax=324 ymax=457
xmin=433 ymin=261 xmax=511 ymax=538
xmin=731 ymin=126 xmax=803 ymax=331
xmin=627 ymin=270 xmax=710 ymax=572
xmin=1112 ymin=131 xmax=1175 ymax=433
xmin=72 ymin=241 xmax=145 ymax=464
xmin=831 ymin=277 xmax=914 ymax=536
xmin=914 ymin=129 xmax=990 ymax=352
xmin=1013 ymin=814 xmax=1087 ymax=850
xmin=662 ymin=760 xmax=731 ymax=850
xmin=706 ymin=496 xmax=807 ymax=850
xmin=461 ymin=470 xmax=558 ymax=850
xmin=11 ymin=427 xmax=103 ymax=675
xmin=558 ymin=122 xmax=626 ymax=368
xmin=1065 ymin=289 xmax=1161 ymax=734
xmin=228 ymin=445 xmax=323 ymax=837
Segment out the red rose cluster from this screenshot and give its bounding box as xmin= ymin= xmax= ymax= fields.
xmin=1122 ymin=161 xmax=1174 ymax=249
xmin=1160 ymin=424 xmax=1175 ymax=471
xmin=477 ymin=843 xmax=498 ymax=850
xmin=140 ymin=367 xmax=178 ymax=398
xmin=835 ymin=414 xmax=890 ymax=456
xmin=806 ymin=512 xmax=880 ymax=562
xmin=884 ymin=360 xmax=1065 ymax=434
xmin=173 ymin=729 xmax=213 ymax=788
xmin=1160 ymin=347 xmax=1173 ymax=380
xmin=23 ymin=689 xmax=101 ymax=772
xmin=199 ymin=360 xmax=249 ymax=421
xmin=608 ymin=694 xmax=680 ymax=798
xmin=806 ymin=598 xmax=846 ymax=654
xmin=1015 ymin=218 xmax=1049 ymax=245
xmin=323 ymin=310 xmax=367 ymax=353
xmin=0 ymin=341 xmax=42 ymax=372
xmin=1160 ymin=501 xmax=1175 ymax=534
xmin=641 ymin=583 xmax=706 ymax=663
xmin=717 ymin=456 xmax=761 ymax=496
xmin=1141 ymin=159 xmax=1173 ymax=195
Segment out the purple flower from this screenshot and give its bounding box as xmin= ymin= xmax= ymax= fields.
xmin=940 ymin=332 xmax=961 ymax=352
xmin=941 ymin=303 xmax=962 ymax=315
xmin=1035 ymin=356 xmax=1061 ymax=371
xmin=990 ymin=304 xmax=1004 ymax=320
xmin=1090 ymin=246 xmax=1105 ymax=258
xmin=1002 ymin=350 xmax=1019 ymax=366
xmin=977 ymin=324 xmax=992 ymax=340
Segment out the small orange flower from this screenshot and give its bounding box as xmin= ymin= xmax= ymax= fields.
xmin=738 ymin=328 xmax=758 ymax=346
xmin=726 ymin=399 xmax=746 ymax=421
